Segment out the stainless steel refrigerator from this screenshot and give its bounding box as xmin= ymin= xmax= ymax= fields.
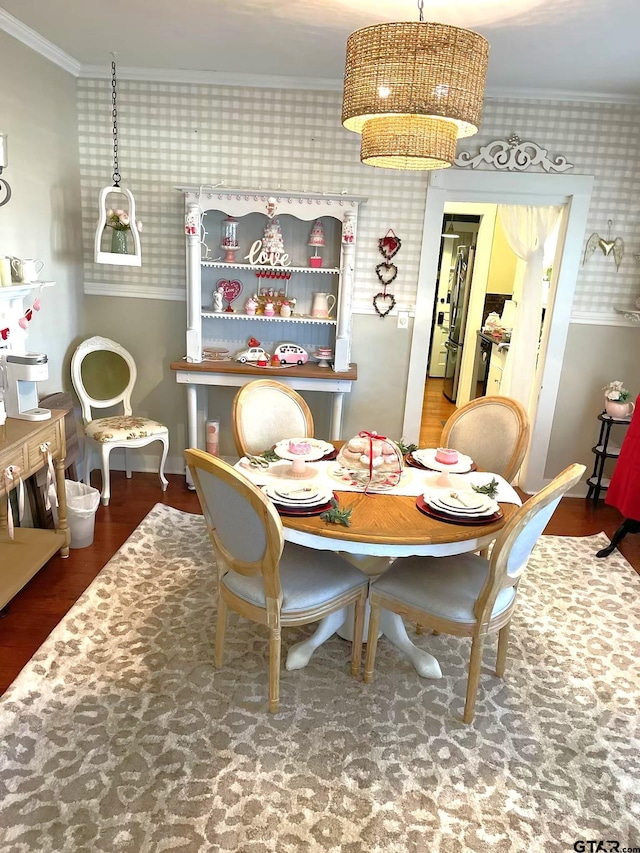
xmin=443 ymin=244 xmax=476 ymax=403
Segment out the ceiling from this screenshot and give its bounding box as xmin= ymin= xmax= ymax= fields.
xmin=2 ymin=0 xmax=640 ymax=98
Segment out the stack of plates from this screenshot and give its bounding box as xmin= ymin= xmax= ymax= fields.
xmin=416 ymin=488 xmax=502 ymax=525
xmin=262 ymin=482 xmax=334 ymax=516
xmin=408 ymin=448 xmax=476 ymax=474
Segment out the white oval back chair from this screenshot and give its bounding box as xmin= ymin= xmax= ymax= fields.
xmin=232 ymin=379 xmax=314 ymax=457
xmin=71 ymin=336 xmax=169 ymax=506
xmin=364 ymin=462 xmax=585 ymax=724
xmin=185 ymin=448 xmax=368 ymax=713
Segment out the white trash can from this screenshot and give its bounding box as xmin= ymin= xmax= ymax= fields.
xmin=50 ymin=480 xmax=101 ymax=549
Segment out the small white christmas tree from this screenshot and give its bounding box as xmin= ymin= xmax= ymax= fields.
xmin=262 ymin=217 xmax=284 ymax=261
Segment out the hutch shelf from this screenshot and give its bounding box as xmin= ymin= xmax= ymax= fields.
xmin=172 ymin=187 xmax=367 ymax=475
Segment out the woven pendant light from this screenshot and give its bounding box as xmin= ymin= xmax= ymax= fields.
xmin=342 ymin=10 xmax=489 ymax=171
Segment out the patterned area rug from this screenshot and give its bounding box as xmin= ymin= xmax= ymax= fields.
xmin=1 ymin=505 xmax=639 ymax=852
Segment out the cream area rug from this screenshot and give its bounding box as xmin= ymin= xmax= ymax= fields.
xmin=1 ymin=504 xmax=639 ymax=853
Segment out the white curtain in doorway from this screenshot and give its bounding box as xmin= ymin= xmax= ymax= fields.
xmin=497 ymin=204 xmax=562 ymax=413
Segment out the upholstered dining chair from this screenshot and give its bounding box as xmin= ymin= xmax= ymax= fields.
xmin=364 ymin=462 xmax=585 ymax=723
xmin=232 ymin=379 xmax=314 ymax=457
xmin=440 ymin=395 xmax=530 ymax=484
xmin=71 ymin=336 xmax=169 ymax=506
xmin=185 ymin=448 xmax=369 ymax=713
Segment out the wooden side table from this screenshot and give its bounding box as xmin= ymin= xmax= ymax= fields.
xmin=585 ymin=412 xmax=631 ymax=507
xmin=0 ymin=410 xmax=70 ymax=611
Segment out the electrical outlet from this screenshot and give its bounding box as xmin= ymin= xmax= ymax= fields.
xmin=397 ymin=311 xmax=409 ymax=330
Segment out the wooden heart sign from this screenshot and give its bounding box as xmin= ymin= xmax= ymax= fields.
xmin=375 ymin=262 xmax=398 ymax=286
xmin=217 ymin=278 xmax=243 ymax=305
xmin=378 ymin=230 xmax=401 ymax=260
xmin=373 ymin=291 xmax=396 ymax=318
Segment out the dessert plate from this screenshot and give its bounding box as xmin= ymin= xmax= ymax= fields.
xmin=426 ymin=496 xmax=498 ymax=517
xmin=411 ymin=448 xmax=476 ymax=474
xmin=273 ymin=438 xmax=334 ymax=462
xmin=267 ymin=485 xmax=332 ymax=505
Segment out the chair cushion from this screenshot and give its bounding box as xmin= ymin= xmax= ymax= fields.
xmin=221 ymin=542 xmax=368 ymax=613
xmin=85 ymin=416 xmax=168 ymax=444
xmin=373 ymin=553 xmax=516 ymax=624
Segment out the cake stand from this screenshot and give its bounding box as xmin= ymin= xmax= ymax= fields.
xmin=273 ymin=439 xmax=333 ymax=479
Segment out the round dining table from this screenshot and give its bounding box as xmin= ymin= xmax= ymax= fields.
xmin=281 ymin=488 xmax=517 ymax=677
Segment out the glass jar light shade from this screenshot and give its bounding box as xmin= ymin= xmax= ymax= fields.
xmin=222 ymin=216 xmax=239 ymax=262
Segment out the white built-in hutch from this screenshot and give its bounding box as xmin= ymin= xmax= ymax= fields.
xmin=171 ymin=187 xmax=366 ymax=462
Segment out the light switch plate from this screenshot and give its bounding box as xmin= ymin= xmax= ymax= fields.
xmin=397 ymin=311 xmax=409 ymax=329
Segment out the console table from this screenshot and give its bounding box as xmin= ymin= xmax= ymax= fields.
xmin=170 ymin=359 xmax=357 ymax=483
xmin=0 ymin=410 xmax=70 ymax=610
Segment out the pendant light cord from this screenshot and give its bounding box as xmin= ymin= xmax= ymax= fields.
xmin=111 ymin=57 xmax=121 ymax=188
xmin=417 ymin=0 xmax=424 ymax=22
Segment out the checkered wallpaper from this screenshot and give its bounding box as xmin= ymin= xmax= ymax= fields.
xmin=78 ymin=80 xmax=640 ymax=318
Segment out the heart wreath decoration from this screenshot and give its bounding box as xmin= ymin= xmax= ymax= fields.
xmin=373 ymin=292 xmax=397 ymax=318
xmin=378 ymin=229 xmax=401 ymax=261
xmin=375 ymin=262 xmax=398 ymax=286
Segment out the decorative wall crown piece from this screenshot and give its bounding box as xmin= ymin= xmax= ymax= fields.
xmin=583 ymin=220 xmax=624 ymax=271
xmin=455 ymin=134 xmax=574 ymax=173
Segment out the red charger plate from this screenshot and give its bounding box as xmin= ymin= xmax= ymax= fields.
xmin=273 ymin=500 xmax=333 ymax=517
xmin=415 ymin=495 xmax=503 ymax=526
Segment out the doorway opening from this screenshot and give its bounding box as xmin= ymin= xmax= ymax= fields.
xmin=403 ymin=170 xmax=594 ymax=493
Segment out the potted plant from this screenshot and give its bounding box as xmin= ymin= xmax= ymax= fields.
xmin=603 ymin=380 xmax=635 ymax=419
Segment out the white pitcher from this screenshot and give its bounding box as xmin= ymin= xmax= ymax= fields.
xmin=11 ymin=257 xmax=44 ymax=283
xmin=311 ymin=291 xmax=336 ymax=319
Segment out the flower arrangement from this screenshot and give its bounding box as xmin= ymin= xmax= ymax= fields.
xmin=105 ymin=209 xmax=143 ymax=232
xmin=603 ymin=380 xmax=631 ymax=402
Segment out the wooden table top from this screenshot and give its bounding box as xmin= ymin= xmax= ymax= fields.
xmin=281 ymin=489 xmax=517 ymax=549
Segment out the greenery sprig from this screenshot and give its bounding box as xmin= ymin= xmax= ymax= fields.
xmin=320 ymin=498 xmax=352 ymax=527
xmin=397 ymin=438 xmax=418 ymax=455
xmin=260 ymin=448 xmax=279 ymax=462
xmin=472 ymin=477 xmax=499 ymax=499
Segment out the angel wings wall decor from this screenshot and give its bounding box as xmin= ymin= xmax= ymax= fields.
xmin=583 ymin=220 xmax=624 ymax=271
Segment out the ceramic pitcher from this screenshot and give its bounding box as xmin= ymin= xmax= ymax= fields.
xmin=11 ymin=257 xmax=44 ymax=283
xmin=311 ymin=292 xmax=336 ymax=319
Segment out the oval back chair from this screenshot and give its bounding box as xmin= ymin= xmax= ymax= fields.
xmin=440 ymin=395 xmax=530 ymax=483
xmin=71 ymin=336 xmax=169 ymax=506
xmin=232 ymin=379 xmax=314 ymax=457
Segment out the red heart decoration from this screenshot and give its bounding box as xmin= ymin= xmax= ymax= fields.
xmin=378 ymin=232 xmax=401 ymax=260
xmin=25 ymin=308 xmax=33 ymax=322
xmin=1 ymin=327 xmax=9 ymax=340
xmin=217 ymin=278 xmax=242 ymax=305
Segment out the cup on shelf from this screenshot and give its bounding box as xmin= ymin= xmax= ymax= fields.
xmin=11 ymin=257 xmax=44 ymax=283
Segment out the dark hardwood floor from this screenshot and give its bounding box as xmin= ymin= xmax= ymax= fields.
xmin=1 ymin=468 xmax=638 ymax=696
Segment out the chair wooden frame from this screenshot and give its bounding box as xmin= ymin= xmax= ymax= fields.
xmin=364 ymin=463 xmax=585 ymax=723
xmin=440 ymin=395 xmax=530 ymax=484
xmin=185 ymin=448 xmax=367 ymax=713
xmin=71 ymin=336 xmax=169 ymax=506
xmin=231 ymin=379 xmax=314 ymax=457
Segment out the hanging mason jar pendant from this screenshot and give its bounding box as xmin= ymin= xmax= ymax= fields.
xmin=111 ymin=229 xmax=128 ymax=254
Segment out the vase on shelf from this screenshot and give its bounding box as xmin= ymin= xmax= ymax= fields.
xmin=604 ymin=399 xmax=635 ymax=419
xmin=110 ymin=229 xmax=129 ymax=254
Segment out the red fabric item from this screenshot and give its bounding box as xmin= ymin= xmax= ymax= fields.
xmin=605 ymin=406 xmax=640 ymax=520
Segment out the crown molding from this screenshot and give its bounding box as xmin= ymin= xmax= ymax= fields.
xmin=486 ymin=86 xmax=640 ymax=105
xmin=79 ymin=64 xmax=342 ymax=91
xmin=570 ymin=310 xmax=638 ymax=327
xmin=0 ymin=8 xmax=80 ymax=76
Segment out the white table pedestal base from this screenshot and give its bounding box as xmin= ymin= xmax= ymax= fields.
xmin=285 ymin=607 xmax=442 ymax=679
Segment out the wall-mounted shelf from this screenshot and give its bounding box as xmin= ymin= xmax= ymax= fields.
xmin=0 ymin=281 xmax=55 ymax=301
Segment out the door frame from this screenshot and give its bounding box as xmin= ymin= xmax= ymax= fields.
xmin=402 ymin=169 xmax=594 ymax=494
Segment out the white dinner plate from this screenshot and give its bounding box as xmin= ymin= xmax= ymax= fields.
xmin=263 ymin=484 xmax=333 ymax=507
xmin=412 ymin=448 xmax=474 ymax=474
xmin=434 ymin=491 xmax=490 ymax=512
xmin=425 ymin=491 xmax=498 ymax=517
